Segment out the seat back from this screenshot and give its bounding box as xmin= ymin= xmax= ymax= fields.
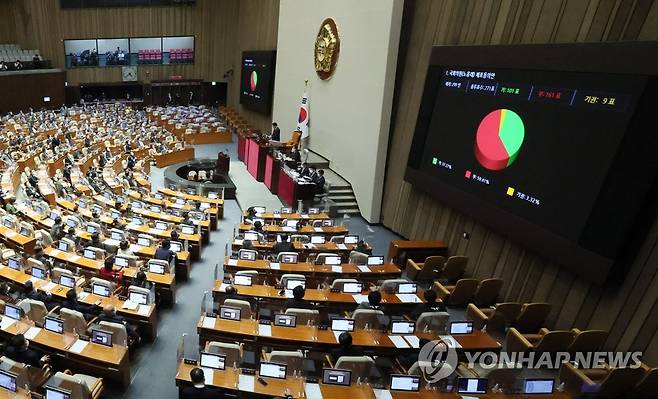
xmin=97 ymin=321 xmax=127 ymax=346
xmin=280 ymin=274 xmax=305 ymax=288
xmin=91 ymin=277 xmax=114 ymax=292
xmin=0 ymin=356 xmax=30 ymax=391
xmin=206 ymin=341 xmax=241 ymax=367
xmin=444 ymin=279 xmax=479 ymax=306
xmin=416 ymin=311 xmax=450 ymax=333
xmin=352 ymin=309 xmax=386 ymax=330
xmin=17 ymin=299 xmax=48 ymax=326
xmin=348 ymin=251 xmax=368 ymax=265
xmin=267 ymin=350 xmax=304 ymax=376
xmin=49 ymin=371 xmax=90 ymax=399
xmin=379 ymin=279 xmax=408 ymax=294
xmin=598 ymin=367 xmax=647 ymax=398
xmin=289 ymin=235 xmax=309 ymax=244
xmin=487 ymin=302 xmax=523 ymax=331
xmin=127 ymin=286 xmax=152 ymax=305
xmin=534 ymin=330 xmax=575 ymax=353
xmin=334 ymin=356 xmax=375 ymax=381
xmin=417 ymin=256 xmax=446 ymax=281
xmin=235 ymin=270 xmax=261 ymax=285
xmin=478 ymin=364 xmax=522 ymax=392
xmin=472 ymin=278 xmax=503 ymax=306
xmin=514 ymin=303 xmax=551 ymax=333
xmin=223 ymin=299 xmax=252 ymax=319
xmin=315 ymin=253 xmax=338 ymax=264
xmin=440 ymin=256 xmax=467 ymax=282
xmin=148 ymin=259 xmax=171 ymax=274
xmin=60 ymin=308 xmax=88 ymax=336
xmin=52 ymin=267 xmax=73 ymax=281
xmin=237 ymin=249 xmax=258 ymax=260
xmin=38 ymin=229 xmax=53 ymax=246
xmin=285 ymin=308 xmax=319 ymax=326
xmin=568 ymin=330 xmax=608 ymax=353
xmin=276 ymin=252 xmax=298 ymax=262
xmin=633 ymin=366 xmax=658 ymax=399
xmin=329 ymin=235 xmax=345 ymax=244
xmin=329 ymin=279 xmax=359 ymax=290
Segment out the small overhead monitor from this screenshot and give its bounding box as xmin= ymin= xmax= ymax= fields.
xmin=31 ymin=266 xmax=45 ymax=280
xmin=323 ymin=256 xmax=341 ymax=265
xmin=58 ymin=241 xmax=69 ymax=252
xmin=181 ymin=224 xmax=195 ymax=235
xmin=86 ymin=224 xmax=97 ymax=234
xmin=280 ymin=253 xmax=298 ymax=264
xmin=110 ymin=230 xmax=123 ymax=241
xmin=391 ymin=321 xmax=416 ymax=335
xmin=344 ymin=235 xmax=359 ymax=244
xmin=19 ymin=226 xmax=30 ymax=236
xmin=200 ymin=352 xmax=226 ymax=370
xmin=285 ymin=279 xmax=305 ymax=291
xmin=111 ymin=210 xmax=121 ymax=220
xmin=390 ymin=375 xmax=421 ymax=392
xmin=65 ymin=218 xmax=77 ymax=228
xmin=59 ymin=274 xmax=76 ymax=288
xmin=342 ymin=282 xmax=363 ymax=294
xmin=91 ymin=329 xmax=113 ymax=347
xmin=83 ymin=248 xmax=97 ymax=260
xmin=239 ymin=251 xmax=256 ymax=261
xmin=170 ymin=241 xmax=183 ymax=253
xmin=131 ymin=217 xmax=142 ymax=226
xmin=155 ymin=221 xmax=168 ymax=230
xmin=137 ymin=237 xmax=151 ymax=247
xmin=322 ymin=368 xmax=351 ymax=386
xmin=367 ymin=256 xmax=384 ymax=266
xmin=330 ymin=318 xmax=355 ymax=332
xmin=129 ymin=290 xmax=148 ymax=305
xmin=310 ymin=235 xmax=325 ymax=244
xmin=208 ymin=192 xmax=218 ymax=199
xmin=322 ymin=219 xmax=333 ymax=227
xmin=397 ymin=283 xmax=417 ymax=294
xmin=7 ymin=257 xmax=22 ymax=270
xmin=115 ymin=256 xmax=128 ymax=267
xmin=77 ymin=199 xmax=87 ymax=208
xmin=0 ymin=369 xmax=17 ymax=392
xmin=523 ymin=379 xmax=555 ymax=394
xmin=284 ymin=219 xmax=298 ymax=228
xmin=274 ymin=314 xmax=296 ymax=328
xmin=43 ymin=96 xmax=51 ymax=103
xmin=92 ymin=283 xmax=111 ymax=297
xmin=259 ymin=362 xmax=287 ymax=379
xmin=450 ymin=321 xmax=474 ymax=335
xmin=219 ymin=306 xmax=241 ymax=321
xmin=44 ymin=316 xmax=64 ymax=334
xmin=253 ymin=206 xmax=266 ymax=213
xmin=308 ymin=208 xmax=320 ymax=214
xmin=148 ymin=262 xmax=166 ymax=275
xmin=457 ymin=378 xmax=488 ymax=394
xmin=50 ymin=211 xmax=59 ymax=220
xmin=234 ymin=275 xmax=252 ymax=286
xmin=4 ymin=304 xmax=21 ymax=320
xmin=280 ymin=207 xmax=293 ymax=214
xmin=244 ymin=232 xmax=258 ymax=241
xmin=45 ymin=386 xmax=71 ymax=399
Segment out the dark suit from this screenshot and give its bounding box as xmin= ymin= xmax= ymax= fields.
xmin=180 ymin=386 xmax=220 ymax=399
xmin=155 ymin=248 xmax=175 ymax=263
xmin=273 ymin=241 xmax=294 ymax=254
xmin=330 ymin=346 xmax=364 ymax=363
xmin=4 ymin=346 xmax=43 ymax=368
xmin=271 ymin=126 xmax=281 ymax=141
xmin=283 ymin=298 xmax=316 ymax=310
xmin=411 ymin=301 xmax=447 ymax=319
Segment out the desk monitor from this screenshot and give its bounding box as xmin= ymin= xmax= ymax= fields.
xmin=367 ymin=256 xmax=384 ymax=266
xmin=7 ymin=257 xmax=22 ymax=270
xmin=308 ymin=208 xmax=320 ymax=214
xmin=45 ymin=386 xmax=71 ymax=399
xmin=259 ymin=362 xmax=287 ymax=379
xmin=83 ymin=248 xmax=97 ymax=260
xmin=281 ymin=207 xmax=293 ymax=214
xmin=2 ymin=218 xmax=13 ymax=229
xmin=200 ymin=202 xmax=211 ymax=210
xmin=244 ymin=232 xmax=258 ymax=241
xmin=253 ymin=206 xmax=266 ymax=214
xmin=111 ymin=210 xmax=121 ymax=220
xmin=49 ymin=211 xmax=59 ymax=220
xmin=170 ymin=208 xmax=183 ymax=217
xmin=131 ymin=217 xmax=143 ymax=226
xmin=200 ymin=352 xmax=226 ymax=370
xmin=280 ymin=253 xmax=298 ymax=264
xmin=155 ymin=221 xmax=168 ymax=231
xmin=153 ymin=193 xmax=164 ymax=200
xmin=0 ymin=369 xmax=17 ymax=392
xmin=175 ymin=198 xmax=186 ymax=205
xmin=391 ymin=321 xmax=416 ymax=335
xmin=322 ymin=220 xmax=333 ymax=227
xmin=131 ymin=201 xmax=142 ymax=209
xmin=234 ymin=275 xmax=252 ymax=286
xmin=57 ymin=241 xmax=69 ymax=252
xmin=137 ymin=237 xmax=151 ymax=247
xmin=274 ymin=314 xmax=296 ymax=327
xmin=77 ymin=199 xmax=87 ymax=208
xmin=91 ymin=329 xmax=113 ymax=347
xmin=323 ymin=256 xmax=341 ymax=265
xmin=150 ymin=205 xmax=161 ymax=213
xmin=170 ymin=241 xmax=183 ymax=253
xmin=65 ymin=218 xmax=77 ymax=228
xmin=457 ymin=378 xmax=488 ymax=394
xmin=86 ymin=224 xmax=97 ymax=234
xmin=390 ymin=375 xmax=421 ymax=392
xmin=219 ymin=306 xmax=241 ymax=321
xmin=44 ymin=316 xmax=64 ymax=334
xmin=284 ymin=219 xmax=298 ymax=228
xmin=239 ymin=251 xmax=256 ymax=261
xmin=92 ymin=283 xmax=111 ymax=297
xmin=4 ymin=304 xmax=21 ymax=320
xmin=19 ymin=226 xmax=30 ymax=236
xmin=397 ymin=283 xmax=417 ymax=294
xmin=285 ymin=279 xmax=305 ymax=290
xmin=110 ymin=230 xmax=123 ymax=241
xmin=31 ymin=266 xmax=45 ymax=280
xmin=331 ymin=318 xmax=355 ymax=332
xmin=92 ymin=205 xmax=103 ymax=215
xmin=208 ymin=192 xmax=218 ymax=199
xmin=342 ymin=282 xmax=363 ymax=294
xmin=310 ymin=235 xmax=325 ymax=244
xmin=129 ymin=291 xmax=148 ymax=306
xmin=104 ymin=192 xmax=113 ymax=201
xmin=322 ymin=368 xmax=351 ymax=386
xmin=59 ymin=274 xmax=76 ymax=289
xmin=450 ymin=321 xmax=473 ymax=335
xmin=115 ymin=256 xmax=128 ymax=267
xmin=180 ymin=224 xmax=195 ymax=235
xmin=523 ymin=379 xmax=555 ymax=394
xmin=149 ymin=262 xmax=166 ymax=275
xmin=344 ymin=235 xmax=359 ymax=244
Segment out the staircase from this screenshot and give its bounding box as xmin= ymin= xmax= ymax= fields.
xmin=304 ymin=150 xmax=361 ymax=217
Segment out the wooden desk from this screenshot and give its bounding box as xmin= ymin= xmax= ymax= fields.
xmin=239 ymin=223 xmax=348 ymax=236
xmin=231 ymin=240 xmax=368 ymax=260
xmin=155 ymin=147 xmax=195 ymax=168
xmin=277 ymin=168 xmax=317 ymax=207
xmin=124 ymin=223 xmax=202 ymax=261
xmin=245 ymin=212 xmax=331 ymax=221
xmin=0 ymin=225 xmax=37 ymax=255
xmin=387 ymin=240 xmax=449 ymax=265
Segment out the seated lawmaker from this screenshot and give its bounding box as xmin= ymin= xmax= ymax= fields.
xmin=4 ymin=334 xmax=50 ymax=368
xmin=314 ymin=169 xmax=326 ymax=194
xmin=20 ymin=281 xmax=52 ymax=306
xmin=99 ymin=257 xmax=123 ymax=285
xmin=98 ymin=304 xmax=140 ymax=344
xmin=356 ymin=290 xmax=382 ymax=311
xmin=180 ymin=368 xmax=220 ymax=399
xmin=330 ymin=332 xmax=364 ymax=362
xmin=155 ymin=240 xmax=176 ymax=264
xmin=62 ymin=288 xmax=99 ymax=320
xmin=283 ymin=285 xmax=316 ymax=310
xmin=411 ymin=289 xmax=446 ymax=319
xmin=272 ymin=234 xmax=294 ymax=254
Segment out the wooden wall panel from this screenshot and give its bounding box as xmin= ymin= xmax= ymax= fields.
xmin=0 ymin=0 xmax=17 ymax=44
xmin=383 ymin=0 xmax=658 ymax=364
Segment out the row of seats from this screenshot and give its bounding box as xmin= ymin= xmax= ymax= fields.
xmin=0 ymin=44 xmax=40 ymax=62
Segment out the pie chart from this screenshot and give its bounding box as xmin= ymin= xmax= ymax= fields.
xmin=474 ymin=109 xmax=525 ymax=171
xmin=250 ymin=70 xmax=258 ymax=92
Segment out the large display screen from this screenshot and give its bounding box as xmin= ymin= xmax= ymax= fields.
xmin=406 ymin=43 xmax=658 ymax=283
xmin=240 ymin=51 xmax=276 ymax=115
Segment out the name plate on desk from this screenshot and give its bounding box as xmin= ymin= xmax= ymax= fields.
xmin=388 ymin=335 xmax=410 ymax=348
xmin=0 ymin=317 xmax=15 ymax=331
xmin=305 ymin=383 xmax=323 ymax=399
xmin=270 ymin=262 xmax=280 ymax=270
xmin=24 ymin=326 xmax=41 ymax=340
xmin=357 ymin=265 xmax=371 ymax=272
xmin=337 ymin=244 xmax=348 ymax=250
xmin=238 ymin=374 xmax=255 ymax=392
xmin=202 ymin=316 xmax=217 ymax=329
xmin=69 ymin=339 xmax=89 ymax=354
xmin=227 ymin=259 xmax=238 ymax=266
xmin=69 ymin=255 xmax=81 ymax=262
xmin=258 ymin=324 xmax=272 ymax=337
xmin=234 ymin=239 xmax=244 ymax=245
xmin=374 ymin=389 xmax=394 ymax=399
xmin=331 ymin=266 xmax=342 ymax=273
xmin=396 ymin=294 xmax=422 ymax=303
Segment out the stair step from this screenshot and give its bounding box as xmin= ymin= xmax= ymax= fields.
xmin=329 ymin=188 xmax=352 ymax=194
xmin=336 ymin=208 xmax=361 ymax=215
xmin=330 ymin=197 xmax=356 ymax=204
xmin=333 ymin=201 xmax=359 ymax=208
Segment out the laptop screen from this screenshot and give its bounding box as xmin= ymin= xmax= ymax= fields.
xmin=344 ymin=235 xmax=359 ymax=244
xmin=181 ymin=225 xmax=195 ymax=235
xmin=200 ymin=352 xmax=226 ymax=370
xmin=308 ymin=208 xmax=319 ymax=214
xmin=92 ymin=284 xmax=110 ymax=297
xmin=280 ymin=254 xmax=297 ymax=263
xmin=129 ymin=291 xmax=148 ymax=305
xmin=110 ymin=230 xmax=123 ymax=240
xmin=208 ymin=192 xmax=218 ymax=199
xmin=4 ymin=304 xmax=20 ymax=320
xmin=45 ymin=386 xmax=71 ymax=399
xmin=285 ymin=219 xmax=298 ymax=228
xmin=149 ymin=263 xmax=166 ymax=275
xmin=111 ymin=210 xmax=121 ymax=220
xmin=86 ymin=224 xmax=97 ymax=234
xmin=259 ymin=362 xmax=287 ymax=379
xmin=239 ymin=251 xmax=256 ymax=261
xmin=310 ymin=236 xmax=325 ymax=244
xmin=397 ymin=283 xmax=417 ymax=294
xmin=0 ymin=370 xmax=17 ymax=392
xmin=524 ymin=379 xmax=554 ymax=394
xmin=115 ymin=256 xmax=129 ymax=267
xmin=322 ymin=220 xmax=333 ymax=227
xmin=285 ymin=279 xmax=305 ymax=290
xmin=322 ymin=368 xmax=351 ymax=386
xmin=83 ymin=249 xmax=96 ymax=260
xmin=65 ymin=218 xmax=77 ymax=228
xmin=280 ymin=207 xmax=292 ymax=214
xmin=137 ymin=237 xmax=151 ymax=247
xmin=31 ymin=266 xmax=45 ymax=279
xmin=324 ymin=256 xmax=341 ymax=265
xmin=44 ymin=317 xmax=64 ymax=334
xmin=7 ymin=257 xmax=21 ymax=270
xmin=457 ymin=378 xmax=488 ymax=394
xmin=331 ymin=318 xmax=355 ymax=332
xmin=58 ymin=241 xmax=69 ymax=252
xmin=155 ymin=221 xmax=168 ymax=230
xmin=234 ymin=275 xmax=252 ymax=286
xmin=274 ymin=314 xmax=296 ymax=327
xmin=60 ymin=274 xmax=76 ymax=288
xmin=150 ymin=205 xmax=161 ymax=213
xmin=391 ymin=321 xmax=416 ymax=334
xmin=390 ymin=375 xmax=421 ymax=392
xmin=244 ymin=232 xmax=258 ymax=241
xmin=450 ymin=322 xmax=473 ymax=335
xmin=219 ymin=306 xmax=241 ymax=321
xmin=367 ymin=256 xmax=384 ymax=265
xmin=170 ymin=241 xmax=183 ymax=253
xmin=91 ymin=329 xmax=113 ymax=347
xmin=342 ymin=282 xmax=363 ymax=294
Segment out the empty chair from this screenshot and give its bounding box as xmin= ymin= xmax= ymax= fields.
xmin=416 ymin=311 xmax=450 ymax=333
xmin=37 ymin=229 xmax=53 ymax=246
xmin=127 ymin=286 xmax=153 ymax=305
xmin=52 ymin=267 xmax=73 ymax=281
xmin=47 ymin=371 xmax=104 ymax=399
xmin=90 ymin=277 xmax=115 ymax=293
xmin=378 ymin=279 xmax=408 ymax=294
xmin=352 ymin=309 xmax=386 ymax=330
xmin=265 ymin=350 xmax=304 ymax=376
xmin=1 ymin=248 xmax=16 ymax=260
xmin=457 ymin=361 xmax=522 ymax=393
xmin=223 ymin=298 xmax=252 ymax=319
xmin=435 ymin=279 xmax=479 ymax=306
xmin=17 ymin=299 xmax=50 ymax=326
xmin=206 ymin=341 xmax=242 ymax=367
xmin=60 ymin=308 xmax=90 ymax=336
xmin=559 ymin=362 xmax=646 ymax=399
xmin=632 ymin=364 xmax=658 ymax=399
xmin=235 ymin=270 xmax=261 ymax=285
xmin=96 ymin=321 xmax=127 ymax=347
xmin=405 ymin=256 xmax=446 ymax=282
xmin=289 ymin=235 xmax=309 ymax=244
xmin=329 ymin=235 xmax=345 ymax=244
xmin=440 ymin=256 xmax=468 ymax=283
xmin=512 ymin=302 xmax=551 ymax=333
xmin=315 ymin=253 xmax=338 ymax=264
xmin=237 ymin=249 xmax=258 ymax=260
xmin=506 ymin=327 xmax=575 ymax=354
xmin=334 ymin=356 xmax=376 ymax=381
xmin=472 ymin=278 xmax=503 ymax=306
xmin=466 ymin=302 xmax=522 ymax=331
xmin=329 ymin=279 xmax=359 ymax=291
xmin=280 ymin=274 xmax=305 ymax=288
xmin=285 ymin=308 xmax=319 ymax=326
xmin=1 ymin=355 xmax=51 ymax=390
xmin=567 ymin=329 xmax=608 ymax=353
